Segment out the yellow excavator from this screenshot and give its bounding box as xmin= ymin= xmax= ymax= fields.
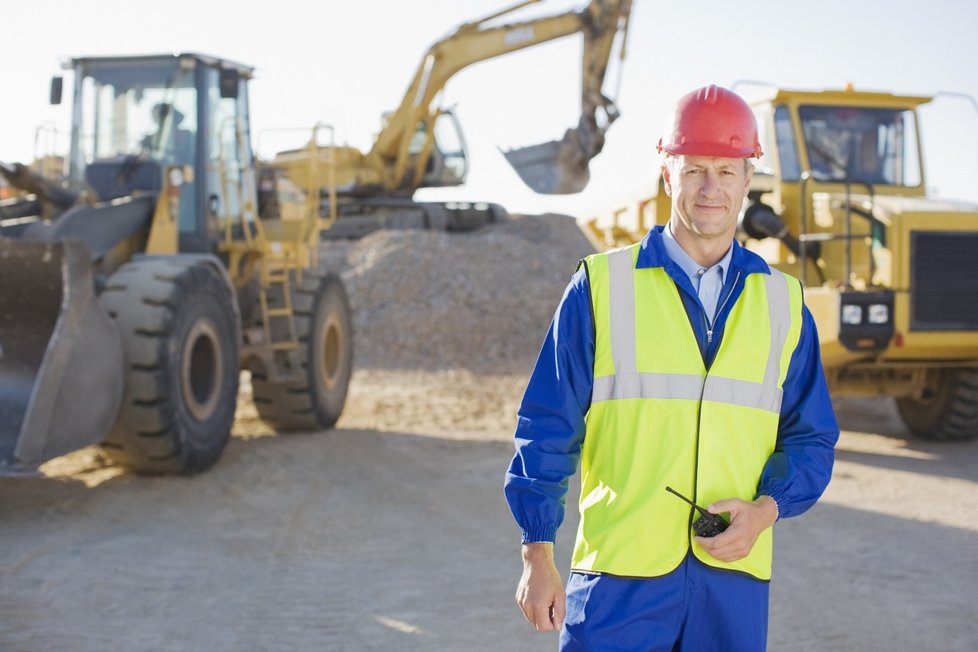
xmin=271 ymin=0 xmax=632 ymax=237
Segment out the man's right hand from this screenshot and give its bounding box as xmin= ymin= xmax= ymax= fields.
xmin=515 ymin=542 xmax=566 ymax=632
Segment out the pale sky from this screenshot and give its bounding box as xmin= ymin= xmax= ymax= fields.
xmin=4 ymin=0 xmax=978 ymax=218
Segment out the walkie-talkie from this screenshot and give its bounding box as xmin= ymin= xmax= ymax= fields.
xmin=665 ymin=486 xmax=729 ymax=538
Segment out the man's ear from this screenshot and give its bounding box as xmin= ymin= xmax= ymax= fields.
xmin=743 ymin=164 xmax=754 ymax=197
xmin=661 ymin=164 xmax=673 ymax=197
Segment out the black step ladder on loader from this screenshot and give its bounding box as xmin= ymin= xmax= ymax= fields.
xmin=255 ymin=248 xmax=304 ymax=383
xmin=219 ymin=119 xmax=335 ymax=385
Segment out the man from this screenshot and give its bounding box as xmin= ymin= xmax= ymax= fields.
xmin=144 ymin=102 xmax=195 ymax=165
xmin=504 ymin=84 xmax=839 ymax=651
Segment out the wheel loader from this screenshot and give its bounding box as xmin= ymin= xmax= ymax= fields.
xmin=271 ymin=0 xmax=632 ymax=239
xmin=584 ymin=85 xmax=978 ymax=441
xmin=0 ymin=53 xmax=354 ymax=475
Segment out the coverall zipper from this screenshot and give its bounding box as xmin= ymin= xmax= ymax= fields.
xmin=690 ymin=270 xmax=741 ymax=532
xmin=702 ymin=271 xmax=741 ymax=355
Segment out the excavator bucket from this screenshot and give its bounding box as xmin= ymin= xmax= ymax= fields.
xmin=0 ymin=237 xmax=123 ymax=473
xmin=503 ymin=113 xmax=610 ymax=195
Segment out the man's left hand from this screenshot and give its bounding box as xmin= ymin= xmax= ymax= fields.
xmin=694 ymin=496 xmax=778 ymax=562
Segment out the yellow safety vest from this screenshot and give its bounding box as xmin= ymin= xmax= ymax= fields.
xmin=571 ymin=243 xmax=803 ymax=581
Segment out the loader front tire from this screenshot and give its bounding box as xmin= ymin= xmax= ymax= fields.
xmin=99 ymin=257 xmax=241 ymax=474
xmin=249 ymin=271 xmax=353 ymax=431
xmin=895 ymin=368 xmax=978 ymax=441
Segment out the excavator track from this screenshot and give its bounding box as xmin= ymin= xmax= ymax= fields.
xmin=321 ymin=199 xmax=507 ymax=240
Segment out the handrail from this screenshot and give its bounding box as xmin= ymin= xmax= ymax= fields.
xmin=797 ymin=171 xmax=877 ymax=288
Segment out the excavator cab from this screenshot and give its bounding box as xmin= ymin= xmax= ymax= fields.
xmin=407 ymin=110 xmax=469 ymax=188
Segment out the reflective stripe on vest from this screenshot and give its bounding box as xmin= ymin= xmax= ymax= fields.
xmin=596 ymin=247 xmax=793 ymax=414
xmin=571 ymin=244 xmax=803 ymax=581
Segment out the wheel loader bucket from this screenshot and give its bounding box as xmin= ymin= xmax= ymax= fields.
xmin=502 ymin=116 xmax=606 ymax=195
xmin=0 ymin=237 xmax=123 ymax=473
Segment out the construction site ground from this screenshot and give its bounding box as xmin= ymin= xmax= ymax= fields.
xmin=2 ymin=215 xmax=976 ymax=651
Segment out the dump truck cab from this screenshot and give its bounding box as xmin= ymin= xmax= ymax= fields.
xmin=740 ymin=86 xmax=978 ymax=439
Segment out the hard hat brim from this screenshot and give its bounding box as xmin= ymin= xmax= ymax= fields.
xmin=657 ymin=141 xmax=763 ymax=159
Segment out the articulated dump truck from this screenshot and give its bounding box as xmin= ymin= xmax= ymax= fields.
xmin=585 ymin=86 xmax=978 ymax=440
xmin=0 ymin=53 xmax=354 ymax=475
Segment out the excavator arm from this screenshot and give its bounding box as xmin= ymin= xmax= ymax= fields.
xmin=268 ymin=0 xmax=631 ymax=199
xmin=370 ymin=0 xmax=631 ymax=194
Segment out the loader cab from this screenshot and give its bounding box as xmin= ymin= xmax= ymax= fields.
xmin=61 ymin=53 xmax=256 ymax=252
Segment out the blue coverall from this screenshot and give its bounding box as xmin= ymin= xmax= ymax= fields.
xmin=505 ymin=226 xmax=839 ymax=651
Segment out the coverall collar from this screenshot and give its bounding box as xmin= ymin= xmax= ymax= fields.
xmin=636 ymin=225 xmax=770 ymax=276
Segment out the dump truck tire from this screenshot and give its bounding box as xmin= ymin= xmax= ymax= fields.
xmin=896 ymin=368 xmax=978 ymax=441
xmin=249 ymin=271 xmax=353 ymax=431
xmin=98 ymin=257 xmax=241 ymax=474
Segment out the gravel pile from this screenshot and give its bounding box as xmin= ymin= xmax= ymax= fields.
xmin=319 ymin=213 xmax=595 ymax=374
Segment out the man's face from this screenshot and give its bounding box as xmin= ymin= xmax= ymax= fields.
xmin=661 ymin=155 xmax=753 ymax=242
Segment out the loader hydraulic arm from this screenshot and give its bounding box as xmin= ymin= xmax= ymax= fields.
xmin=0 ymin=160 xmax=79 ymax=210
xmin=369 ymin=0 xmax=631 ymax=194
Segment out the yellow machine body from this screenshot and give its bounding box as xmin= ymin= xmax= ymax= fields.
xmin=272 ymin=0 xmax=632 ymax=200
xmin=0 ymin=53 xmax=352 ymax=474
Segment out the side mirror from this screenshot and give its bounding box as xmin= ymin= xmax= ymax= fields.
xmin=50 ymin=76 xmax=63 ymax=105
xmin=219 ymin=68 xmax=239 ymax=99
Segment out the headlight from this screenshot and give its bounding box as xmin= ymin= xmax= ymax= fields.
xmin=838 ymin=290 xmax=895 ymax=353
xmin=841 ymin=304 xmax=863 ymax=325
xmin=867 ymin=304 xmax=889 ymax=324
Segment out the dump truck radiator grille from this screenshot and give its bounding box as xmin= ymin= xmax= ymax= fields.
xmin=911 ymin=232 xmax=978 ymax=331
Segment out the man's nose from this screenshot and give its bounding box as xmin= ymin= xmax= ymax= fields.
xmin=700 ymin=171 xmax=722 ymax=196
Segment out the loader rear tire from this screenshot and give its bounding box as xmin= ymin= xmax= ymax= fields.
xmin=99 ymin=257 xmax=241 ymax=474
xmin=249 ymin=271 xmax=353 ymax=431
xmin=895 ymin=368 xmax=978 ymax=441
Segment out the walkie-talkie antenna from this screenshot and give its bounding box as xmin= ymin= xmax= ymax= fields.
xmin=665 ymin=486 xmax=729 ymax=538
xmin=665 ymin=486 xmax=709 ymax=517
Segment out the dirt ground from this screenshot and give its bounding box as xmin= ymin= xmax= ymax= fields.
xmin=2 ymin=217 xmax=977 ymax=650
xmin=2 ymin=377 xmax=976 ymax=652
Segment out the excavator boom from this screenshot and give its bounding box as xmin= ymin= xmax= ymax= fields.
xmin=375 ymin=0 xmax=631 ymax=195
xmin=499 ymin=1 xmax=629 ymax=193
xmin=273 ymin=0 xmax=631 ymax=200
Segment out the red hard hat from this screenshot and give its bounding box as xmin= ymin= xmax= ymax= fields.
xmin=657 ymin=85 xmax=762 ymax=159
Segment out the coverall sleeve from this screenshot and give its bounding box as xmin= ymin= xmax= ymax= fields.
xmin=758 ymin=305 xmax=840 ymax=519
xmin=504 ymin=267 xmax=594 ymax=544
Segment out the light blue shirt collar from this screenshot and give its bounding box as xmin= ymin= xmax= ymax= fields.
xmin=662 ymin=221 xmax=733 ymax=325
xmin=662 ymin=220 xmax=733 ymax=287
